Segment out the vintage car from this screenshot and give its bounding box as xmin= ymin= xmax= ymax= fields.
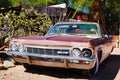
xmin=8 ymin=21 xmax=114 ymax=75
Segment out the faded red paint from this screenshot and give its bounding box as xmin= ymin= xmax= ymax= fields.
xmin=15 ymin=34 xmax=93 ymax=43
xmin=11 ymin=35 xmax=94 ymax=47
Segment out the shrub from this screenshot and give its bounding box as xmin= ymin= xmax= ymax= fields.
xmin=0 ymin=8 xmax=53 ymax=37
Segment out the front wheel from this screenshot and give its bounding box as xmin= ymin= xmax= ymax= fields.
xmin=89 ymin=48 xmax=101 ymax=76
xmin=23 ymin=63 xmax=34 ymax=71
xmin=89 ymin=61 xmax=99 ymax=76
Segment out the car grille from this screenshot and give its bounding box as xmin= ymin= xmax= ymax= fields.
xmin=26 ymin=47 xmax=70 ymax=62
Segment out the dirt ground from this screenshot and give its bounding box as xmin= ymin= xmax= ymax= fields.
xmin=0 ymin=65 xmax=87 ymax=80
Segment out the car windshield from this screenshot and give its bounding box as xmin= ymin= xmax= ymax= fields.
xmin=47 ymin=23 xmax=100 ymax=37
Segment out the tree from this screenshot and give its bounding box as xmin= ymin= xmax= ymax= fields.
xmin=97 ymin=0 xmax=120 ymax=34
xmin=65 ymin=0 xmax=120 ymax=34
xmin=103 ymin=0 xmax=120 ymax=24
xmin=20 ymin=0 xmax=65 ymax=6
xmin=0 ymin=0 xmax=65 ymax=8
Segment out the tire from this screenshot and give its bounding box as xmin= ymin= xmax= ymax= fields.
xmin=107 ymin=47 xmax=114 ymax=60
xmin=23 ymin=63 xmax=34 ymax=71
xmin=82 ymin=62 xmax=99 ymax=77
xmin=89 ymin=48 xmax=102 ymax=76
xmin=89 ymin=62 xmax=99 ymax=76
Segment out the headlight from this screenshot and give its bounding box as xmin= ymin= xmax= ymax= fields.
xmin=72 ymin=48 xmax=81 ymax=57
xmin=18 ymin=44 xmax=25 ymax=52
xmin=83 ymin=50 xmax=92 ymax=57
xmin=11 ymin=44 xmax=18 ymax=51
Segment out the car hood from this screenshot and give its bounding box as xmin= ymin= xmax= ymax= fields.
xmin=11 ymin=34 xmax=95 ymax=47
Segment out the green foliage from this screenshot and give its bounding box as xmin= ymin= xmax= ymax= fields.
xmin=20 ymin=0 xmax=58 ymax=6
xmin=0 ymin=8 xmax=53 ymax=37
xmin=0 ymin=0 xmax=20 ymax=8
xmin=0 ymin=0 xmax=11 ymax=8
xmin=69 ymin=0 xmax=94 ymax=9
xmin=48 ymin=0 xmax=65 ymax=5
xmin=21 ymin=0 xmax=65 ymax=6
xmin=0 ymin=0 xmax=65 ymax=8
xmin=68 ymin=0 xmax=94 ymax=18
xmin=104 ymin=0 xmax=120 ymax=23
xmin=0 ymin=13 xmax=5 ymax=26
xmin=9 ymin=0 xmax=20 ymax=7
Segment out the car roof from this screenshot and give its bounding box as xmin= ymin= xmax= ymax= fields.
xmin=55 ymin=21 xmax=99 ymax=25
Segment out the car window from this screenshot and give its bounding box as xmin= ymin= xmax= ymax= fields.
xmin=47 ymin=23 xmax=99 ymax=37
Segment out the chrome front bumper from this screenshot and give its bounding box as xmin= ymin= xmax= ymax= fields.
xmin=8 ymin=51 xmax=96 ymax=70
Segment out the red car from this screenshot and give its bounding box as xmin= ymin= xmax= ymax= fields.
xmin=8 ymin=22 xmax=113 ymax=75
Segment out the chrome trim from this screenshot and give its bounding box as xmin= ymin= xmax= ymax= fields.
xmin=8 ymin=51 xmax=95 ymax=61
xmin=13 ymin=58 xmax=95 ymax=69
xmin=25 ymin=45 xmax=71 ymax=50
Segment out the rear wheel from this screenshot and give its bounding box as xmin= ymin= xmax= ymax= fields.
xmin=107 ymin=47 xmax=114 ymax=60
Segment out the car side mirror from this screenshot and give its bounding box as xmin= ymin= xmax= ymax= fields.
xmin=102 ymin=34 xmax=108 ymax=38
xmin=103 ymin=34 xmax=113 ymax=42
